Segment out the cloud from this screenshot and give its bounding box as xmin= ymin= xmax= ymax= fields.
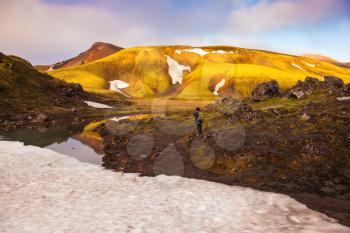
xmin=0 ymin=0 xmax=349 ymax=63
xmin=226 ymin=0 xmax=345 ymax=34
xmin=0 ymin=0 xmax=156 ymax=64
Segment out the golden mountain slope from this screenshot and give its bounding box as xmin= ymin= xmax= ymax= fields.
xmin=49 ymin=46 xmax=350 ymax=100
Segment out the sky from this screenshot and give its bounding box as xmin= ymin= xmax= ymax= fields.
xmin=0 ymin=0 xmax=350 ymax=64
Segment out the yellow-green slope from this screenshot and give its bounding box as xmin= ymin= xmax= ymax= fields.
xmin=49 ymin=46 xmax=350 ymax=100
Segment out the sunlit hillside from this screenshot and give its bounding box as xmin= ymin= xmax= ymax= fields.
xmin=49 ymin=46 xmax=350 ymax=100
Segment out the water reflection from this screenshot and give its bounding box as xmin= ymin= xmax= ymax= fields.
xmin=0 ymin=114 xmax=159 ymax=165
xmin=46 ymin=138 xmax=103 ymax=165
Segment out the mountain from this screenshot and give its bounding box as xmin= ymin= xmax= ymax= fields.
xmin=49 ymin=46 xmax=350 ymax=100
xmin=0 ymin=52 xmax=86 ymax=116
xmin=35 ymin=42 xmax=123 ymax=71
xmin=301 ymin=54 xmax=346 ymax=66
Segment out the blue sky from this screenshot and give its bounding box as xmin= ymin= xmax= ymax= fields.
xmin=0 ymin=0 xmax=349 ymax=64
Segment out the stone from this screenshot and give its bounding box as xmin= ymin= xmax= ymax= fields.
xmin=289 ymin=90 xmax=305 ymax=99
xmin=324 ymin=76 xmax=344 ymax=88
xmin=251 ymin=80 xmax=280 ymax=101
xmin=300 ymin=113 xmax=310 ymax=121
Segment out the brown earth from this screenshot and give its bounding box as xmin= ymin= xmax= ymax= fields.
xmin=98 ymin=80 xmax=350 ymax=227
xmin=35 ymin=42 xmax=123 ymax=71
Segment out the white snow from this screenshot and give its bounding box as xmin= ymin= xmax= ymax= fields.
xmin=109 ymin=80 xmax=130 ymax=97
xmin=166 ymin=55 xmax=191 ymax=85
xmin=211 ymin=50 xmax=234 ymax=54
xmin=84 ymin=101 xmax=113 ymax=109
xmin=175 ymin=48 xmax=234 ymax=57
xmin=292 ymin=63 xmax=303 ymax=70
xmin=0 ymin=141 xmax=349 ymax=233
xmin=305 ymin=62 xmax=316 ymax=68
xmin=213 ymin=79 xmax=225 ymax=96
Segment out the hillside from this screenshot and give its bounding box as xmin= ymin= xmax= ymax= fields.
xmin=302 ymin=54 xmax=341 ymax=64
xmin=49 ymin=46 xmax=350 ymax=100
xmin=0 ymin=52 xmax=92 ymax=127
xmin=36 ymin=42 xmax=123 ymax=71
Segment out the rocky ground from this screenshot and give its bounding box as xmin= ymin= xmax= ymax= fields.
xmin=98 ymin=76 xmax=350 ymax=226
xmin=0 ymin=52 xmax=132 ymax=132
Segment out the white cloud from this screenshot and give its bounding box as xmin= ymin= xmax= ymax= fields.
xmin=227 ymin=0 xmax=342 ymax=34
xmin=0 ymin=0 xmax=154 ymax=64
xmin=0 ymin=0 xmax=349 ymax=64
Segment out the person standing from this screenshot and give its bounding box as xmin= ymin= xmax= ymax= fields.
xmin=193 ymin=107 xmax=204 ymax=136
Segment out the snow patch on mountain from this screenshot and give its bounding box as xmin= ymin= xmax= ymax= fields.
xmin=213 ymin=79 xmax=225 ymax=96
xmin=109 ymin=80 xmax=130 ymax=97
xmin=0 ymin=141 xmax=349 ymax=233
xmin=166 ymin=55 xmax=191 ymax=85
xmin=84 ymin=101 xmax=113 ymax=109
xmin=175 ymin=48 xmax=234 ymax=57
xmin=305 ymin=62 xmax=316 ymax=68
xmin=292 ymin=63 xmax=303 ymax=70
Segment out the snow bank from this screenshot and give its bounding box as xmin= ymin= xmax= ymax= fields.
xmin=0 ymin=141 xmax=349 ymax=233
xmin=292 ymin=63 xmax=303 ymax=70
xmin=166 ymin=55 xmax=191 ymax=85
xmin=109 ymin=80 xmax=130 ymax=97
xmin=84 ymin=101 xmax=113 ymax=109
xmin=213 ymin=79 xmax=225 ymax=96
xmin=175 ymin=48 xmax=234 ymax=57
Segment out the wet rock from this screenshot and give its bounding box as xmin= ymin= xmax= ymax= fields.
xmin=324 ymin=76 xmax=344 ymax=88
xmin=251 ymin=80 xmax=280 ymax=101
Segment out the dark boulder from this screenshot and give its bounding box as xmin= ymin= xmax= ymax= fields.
xmin=287 ymin=77 xmax=324 ymax=99
xmin=251 ymin=80 xmax=280 ymax=101
xmin=324 ymin=76 xmax=344 ymax=88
